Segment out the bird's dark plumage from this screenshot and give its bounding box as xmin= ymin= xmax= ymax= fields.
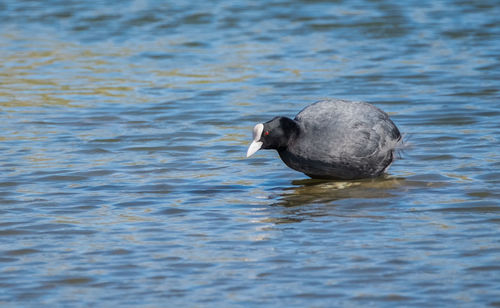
xmin=246 ymin=99 xmax=402 ymax=180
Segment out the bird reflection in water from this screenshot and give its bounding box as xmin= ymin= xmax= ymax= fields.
xmin=270 ymin=175 xmax=407 ymax=210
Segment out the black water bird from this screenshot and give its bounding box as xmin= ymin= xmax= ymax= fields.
xmin=246 ymin=99 xmax=402 ymax=180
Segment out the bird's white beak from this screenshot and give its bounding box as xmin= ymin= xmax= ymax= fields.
xmin=246 ymin=123 xmax=264 ymax=158
xmin=246 ymin=140 xmax=263 ymax=157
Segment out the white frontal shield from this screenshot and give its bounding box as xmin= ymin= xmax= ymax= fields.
xmin=246 ymin=123 xmax=264 ymax=157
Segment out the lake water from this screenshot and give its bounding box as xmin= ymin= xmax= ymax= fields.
xmin=1 ymin=0 xmax=499 ymax=306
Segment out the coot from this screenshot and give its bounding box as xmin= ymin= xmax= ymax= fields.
xmin=246 ymin=99 xmax=402 ymax=180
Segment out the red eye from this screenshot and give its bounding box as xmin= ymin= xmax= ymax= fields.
xmin=264 ymin=131 xmax=269 ymax=136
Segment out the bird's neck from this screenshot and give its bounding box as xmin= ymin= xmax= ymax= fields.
xmin=279 ymin=117 xmax=301 ymax=149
